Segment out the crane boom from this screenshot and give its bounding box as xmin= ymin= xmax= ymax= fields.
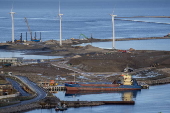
xmin=24 ymin=17 xmax=32 ymax=39
xmin=79 ymin=34 xmax=88 ymax=39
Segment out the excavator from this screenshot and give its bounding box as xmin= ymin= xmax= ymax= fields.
xmin=79 ymin=34 xmax=88 ymax=39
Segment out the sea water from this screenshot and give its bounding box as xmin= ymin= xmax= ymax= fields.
xmin=0 ymin=0 xmax=170 ymax=43
xmin=80 ymin=39 xmax=170 ymax=51
xmin=1 ymin=0 xmax=170 ymax=113
xmin=0 ymin=50 xmax=62 ymax=59
xmin=25 ymin=84 xmax=170 ymax=113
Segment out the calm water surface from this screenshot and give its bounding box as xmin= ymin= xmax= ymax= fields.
xmin=1 ymin=0 xmax=170 ymax=113
xmin=25 ymin=84 xmax=170 ymax=113
xmin=0 ymin=50 xmax=62 ymax=59
xmin=0 ymin=0 xmax=170 ymax=43
xmin=80 ymin=39 xmax=170 ymax=51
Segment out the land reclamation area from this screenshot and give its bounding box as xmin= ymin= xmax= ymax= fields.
xmin=1 ymin=38 xmax=170 ymax=113
xmin=1 ymin=38 xmax=170 ymax=85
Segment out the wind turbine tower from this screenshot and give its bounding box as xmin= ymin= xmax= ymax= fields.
xmin=58 ymin=1 xmax=63 ymax=46
xmin=110 ymin=12 xmax=117 ymax=49
xmin=10 ymin=8 xmax=15 ymax=43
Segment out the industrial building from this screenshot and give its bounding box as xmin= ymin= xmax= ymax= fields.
xmin=0 ymin=57 xmax=23 ymax=63
xmin=0 ymin=57 xmax=23 ymax=67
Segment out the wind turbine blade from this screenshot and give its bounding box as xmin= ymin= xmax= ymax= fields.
xmin=59 ymin=0 xmax=60 ymax=14
xmin=11 ymin=5 xmax=13 ymax=12
xmin=11 ymin=1 xmax=14 ymax=12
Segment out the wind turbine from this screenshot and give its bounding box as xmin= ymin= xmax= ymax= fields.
xmin=58 ymin=1 xmax=63 ymax=46
xmin=10 ymin=6 xmax=15 ymax=43
xmin=110 ymin=11 xmax=117 ymax=49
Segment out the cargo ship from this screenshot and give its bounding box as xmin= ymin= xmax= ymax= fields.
xmin=65 ymin=74 xmax=142 ymax=91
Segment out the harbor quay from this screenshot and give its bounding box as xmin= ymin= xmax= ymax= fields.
xmin=60 ymin=100 xmax=135 ymax=107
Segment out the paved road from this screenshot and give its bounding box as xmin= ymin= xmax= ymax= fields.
xmin=6 ymin=78 xmax=30 ymax=96
xmin=17 ymin=76 xmax=47 ymax=103
xmin=0 ymin=75 xmax=47 ymax=109
xmin=51 ymin=61 xmax=94 ymax=76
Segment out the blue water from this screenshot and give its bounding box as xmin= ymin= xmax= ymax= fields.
xmin=80 ymin=39 xmax=170 ymax=51
xmin=25 ymin=84 xmax=170 ymax=113
xmin=0 ymin=50 xmax=62 ymax=59
xmin=1 ymin=0 xmax=170 ymax=112
xmin=0 ymin=0 xmax=170 ymax=43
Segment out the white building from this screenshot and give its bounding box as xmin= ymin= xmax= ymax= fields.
xmin=0 ymin=57 xmax=23 ymax=63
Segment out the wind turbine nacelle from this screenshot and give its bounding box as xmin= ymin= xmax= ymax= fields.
xmin=59 ymin=14 xmax=63 ymax=16
xmin=10 ymin=12 xmax=15 ymax=14
xmin=110 ymin=14 xmax=117 ymax=17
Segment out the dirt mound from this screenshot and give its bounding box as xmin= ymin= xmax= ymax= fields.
xmin=67 ymin=50 xmax=170 ymax=72
xmin=83 ymin=45 xmax=103 ymax=51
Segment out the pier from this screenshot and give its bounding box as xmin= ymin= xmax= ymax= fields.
xmin=43 ymin=86 xmax=66 ymax=91
xmin=38 ymin=81 xmax=66 ymax=91
xmin=61 ymin=100 xmax=135 ymax=108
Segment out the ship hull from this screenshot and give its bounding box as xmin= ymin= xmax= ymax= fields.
xmin=65 ymin=83 xmax=141 ymax=91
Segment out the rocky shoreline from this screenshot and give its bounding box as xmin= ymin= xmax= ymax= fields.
xmin=0 ymin=102 xmax=41 ymax=113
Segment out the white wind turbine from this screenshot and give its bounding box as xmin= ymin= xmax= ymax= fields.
xmin=110 ymin=11 xmax=117 ymax=49
xmin=10 ymin=6 xmax=15 ymax=43
xmin=58 ymin=1 xmax=63 ymax=46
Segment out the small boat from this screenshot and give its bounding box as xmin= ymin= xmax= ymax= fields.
xmin=62 ymin=104 xmax=67 ymax=110
xmin=55 ymin=106 xmax=60 ymax=111
xmin=55 ymin=104 xmax=67 ymax=111
xmin=65 ymin=74 xmax=142 ymax=91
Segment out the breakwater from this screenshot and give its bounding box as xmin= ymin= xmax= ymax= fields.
xmin=0 ymin=102 xmax=41 ymax=113
xmin=0 ymin=96 xmax=60 ymax=113
xmin=94 ymin=36 xmax=170 ymax=42
xmin=0 ymin=101 xmax=135 ymax=113
xmin=144 ymin=77 xmax=170 ymax=85
xmin=73 ymin=36 xmax=170 ymax=45
xmin=116 ymin=18 xmax=170 ymax=25
xmin=61 ymin=100 xmax=135 ymax=107
xmin=115 ymin=36 xmax=170 ymax=41
xmin=117 ymin=16 xmax=170 ymax=18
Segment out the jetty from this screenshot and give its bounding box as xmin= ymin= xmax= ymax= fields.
xmin=69 ymin=36 xmax=170 ymax=45
xmin=61 ymin=100 xmax=135 ymax=107
xmin=43 ymin=86 xmax=66 ymax=91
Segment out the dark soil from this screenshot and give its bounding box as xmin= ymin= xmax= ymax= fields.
xmin=2 ymin=63 xmax=74 ymax=83
xmin=67 ymin=50 xmax=170 ymax=72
